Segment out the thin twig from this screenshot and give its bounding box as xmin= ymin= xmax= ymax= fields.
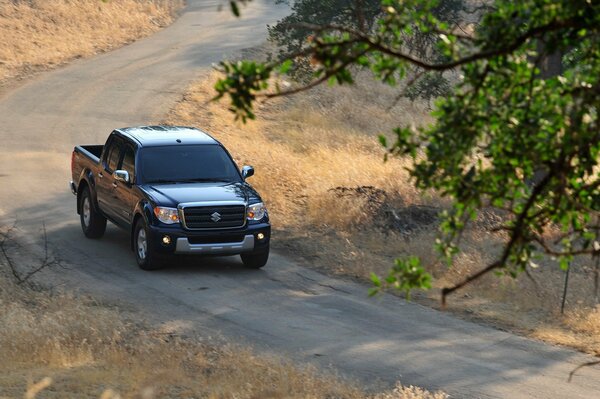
xmin=568 ymin=360 xmax=600 ymax=382
xmin=0 ymin=221 xmax=62 ymax=285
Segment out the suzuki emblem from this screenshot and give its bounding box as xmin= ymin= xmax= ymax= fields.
xmin=211 ymin=212 xmax=221 ymax=222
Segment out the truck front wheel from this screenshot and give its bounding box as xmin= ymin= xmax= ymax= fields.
xmin=80 ymin=187 xmax=107 ymax=239
xmin=134 ymin=218 xmax=163 ymax=270
xmin=241 ymin=246 xmax=269 ymax=269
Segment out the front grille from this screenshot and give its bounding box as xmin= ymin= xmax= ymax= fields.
xmin=182 ymin=205 xmax=246 ymax=229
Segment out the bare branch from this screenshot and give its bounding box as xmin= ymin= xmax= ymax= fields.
xmin=0 ymin=222 xmax=20 ymax=282
xmin=0 ymin=221 xmax=63 ymax=285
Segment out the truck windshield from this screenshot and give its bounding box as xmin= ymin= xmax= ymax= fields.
xmin=139 ymin=144 xmax=242 ymax=184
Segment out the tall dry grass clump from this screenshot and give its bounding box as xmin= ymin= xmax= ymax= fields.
xmin=0 ymin=0 xmax=182 ymax=84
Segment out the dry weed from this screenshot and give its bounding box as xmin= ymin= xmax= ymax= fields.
xmin=0 ymin=273 xmax=365 ymax=398
xmin=374 ymin=383 xmax=448 ymax=399
xmin=0 ymin=0 xmax=182 ymax=84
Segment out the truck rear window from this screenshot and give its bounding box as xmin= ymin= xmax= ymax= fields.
xmin=139 ymin=144 xmax=242 ymax=184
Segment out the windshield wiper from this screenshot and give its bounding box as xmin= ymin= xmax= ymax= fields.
xmin=176 ymin=178 xmax=234 ymax=183
xmin=146 ymin=179 xmax=180 ymax=184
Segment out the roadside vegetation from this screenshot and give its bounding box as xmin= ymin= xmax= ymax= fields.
xmin=0 ymin=0 xmax=182 ymax=88
xmin=166 ymin=67 xmax=600 ymax=356
xmin=0 ymin=256 xmax=446 ymax=398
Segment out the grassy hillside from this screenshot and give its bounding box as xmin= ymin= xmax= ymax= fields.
xmin=0 ymin=0 xmax=182 ymax=86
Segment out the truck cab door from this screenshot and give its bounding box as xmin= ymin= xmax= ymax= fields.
xmin=96 ymin=136 xmax=122 ymax=222
xmin=111 ymin=145 xmax=137 ymax=228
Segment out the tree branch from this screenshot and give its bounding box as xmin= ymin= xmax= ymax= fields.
xmin=290 ymin=17 xmax=579 ymax=71
xmin=441 ymin=169 xmax=554 ymax=305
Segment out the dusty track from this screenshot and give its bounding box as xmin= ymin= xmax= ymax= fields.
xmin=0 ymin=1 xmax=599 ymax=397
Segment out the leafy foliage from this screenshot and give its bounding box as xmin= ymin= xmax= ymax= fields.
xmin=370 ymin=257 xmax=432 ymax=300
xmin=266 ymin=0 xmax=465 ymax=100
xmin=267 ymin=0 xmax=381 ymax=81
xmin=218 ymin=0 xmax=600 ymax=303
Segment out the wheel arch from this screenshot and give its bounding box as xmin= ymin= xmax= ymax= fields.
xmin=130 ymin=201 xmax=153 ymax=251
xmin=76 ymin=169 xmax=97 ymax=214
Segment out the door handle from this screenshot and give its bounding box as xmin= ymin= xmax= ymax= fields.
xmin=98 ymin=172 xmax=104 ymax=178
xmin=112 ymin=182 xmax=118 ymax=188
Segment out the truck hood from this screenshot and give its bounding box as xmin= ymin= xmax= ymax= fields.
xmin=141 ymin=182 xmax=261 ymax=207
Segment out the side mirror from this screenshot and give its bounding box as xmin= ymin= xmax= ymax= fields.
xmin=242 ymin=165 xmax=254 ymax=180
xmin=114 ymin=170 xmax=130 ymax=184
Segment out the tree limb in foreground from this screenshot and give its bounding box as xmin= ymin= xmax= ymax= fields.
xmin=216 ymin=0 xmax=600 ymax=305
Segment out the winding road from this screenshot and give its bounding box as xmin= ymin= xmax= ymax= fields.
xmin=1 ymin=1 xmax=599 ymax=397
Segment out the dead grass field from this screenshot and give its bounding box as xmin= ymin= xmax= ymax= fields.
xmin=0 ymin=266 xmax=446 ymax=398
xmin=0 ymin=0 xmax=182 ymax=87
xmin=165 ymin=69 xmax=600 ymax=356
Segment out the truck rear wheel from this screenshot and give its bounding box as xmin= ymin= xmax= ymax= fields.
xmin=80 ymin=187 xmax=106 ymax=239
xmin=241 ymin=246 xmax=269 ymax=269
xmin=134 ymin=218 xmax=163 ymax=270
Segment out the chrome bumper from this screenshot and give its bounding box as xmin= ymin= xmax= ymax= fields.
xmin=175 ymin=234 xmax=255 ymax=254
xmin=69 ymin=181 xmax=77 ymax=195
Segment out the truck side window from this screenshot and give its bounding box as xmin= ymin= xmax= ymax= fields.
xmin=120 ymin=146 xmax=135 ymax=183
xmin=102 ymin=136 xmax=114 ymax=169
xmin=106 ymin=140 xmax=122 ymax=173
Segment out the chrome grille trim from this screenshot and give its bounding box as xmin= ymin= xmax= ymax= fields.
xmin=178 ymin=201 xmax=247 ymax=230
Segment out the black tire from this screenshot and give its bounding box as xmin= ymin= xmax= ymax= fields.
xmin=241 ymin=246 xmax=269 ymax=269
xmin=79 ymin=187 xmax=107 ymax=239
xmin=134 ymin=218 xmax=163 ymax=270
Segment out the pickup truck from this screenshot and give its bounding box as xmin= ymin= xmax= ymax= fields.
xmin=70 ymin=126 xmax=270 ymax=270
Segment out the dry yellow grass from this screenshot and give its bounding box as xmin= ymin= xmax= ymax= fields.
xmin=0 ymin=0 xmax=182 ymax=85
xmin=166 ymin=70 xmax=600 ymax=355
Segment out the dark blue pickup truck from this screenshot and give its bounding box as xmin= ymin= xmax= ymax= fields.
xmin=70 ymin=126 xmax=270 ymax=270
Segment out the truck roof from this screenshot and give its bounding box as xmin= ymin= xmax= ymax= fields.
xmin=115 ymin=125 xmax=219 ymax=147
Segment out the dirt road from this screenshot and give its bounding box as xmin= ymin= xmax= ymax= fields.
xmin=1 ymin=1 xmax=599 ymax=397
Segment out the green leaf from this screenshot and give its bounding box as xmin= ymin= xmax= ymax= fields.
xmin=230 ymin=1 xmax=240 ymax=17
xmin=378 ymin=135 xmax=387 ymax=147
xmin=370 ymin=272 xmax=381 ymax=287
xmin=278 ymin=59 xmax=293 ymax=75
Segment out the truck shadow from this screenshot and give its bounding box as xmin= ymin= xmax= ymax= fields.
xmin=82 ymin=222 xmax=258 ymax=274
xmin=4 ymin=197 xmax=258 ymax=276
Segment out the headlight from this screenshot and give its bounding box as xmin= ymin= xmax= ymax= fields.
xmin=154 ymin=206 xmax=180 ymax=224
xmin=247 ymin=202 xmax=267 ymax=221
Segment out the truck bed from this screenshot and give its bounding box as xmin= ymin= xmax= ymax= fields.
xmin=77 ymin=145 xmax=103 ymax=160
xmin=71 ymin=145 xmax=103 ymax=193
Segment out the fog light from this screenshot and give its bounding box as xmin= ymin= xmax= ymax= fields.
xmin=257 ymin=233 xmax=265 ymax=240
xmin=162 ymin=235 xmax=171 ymax=245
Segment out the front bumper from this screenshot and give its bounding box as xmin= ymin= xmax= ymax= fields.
xmin=175 ymin=234 xmax=254 ymax=254
xmin=148 ymin=222 xmax=270 ymax=256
